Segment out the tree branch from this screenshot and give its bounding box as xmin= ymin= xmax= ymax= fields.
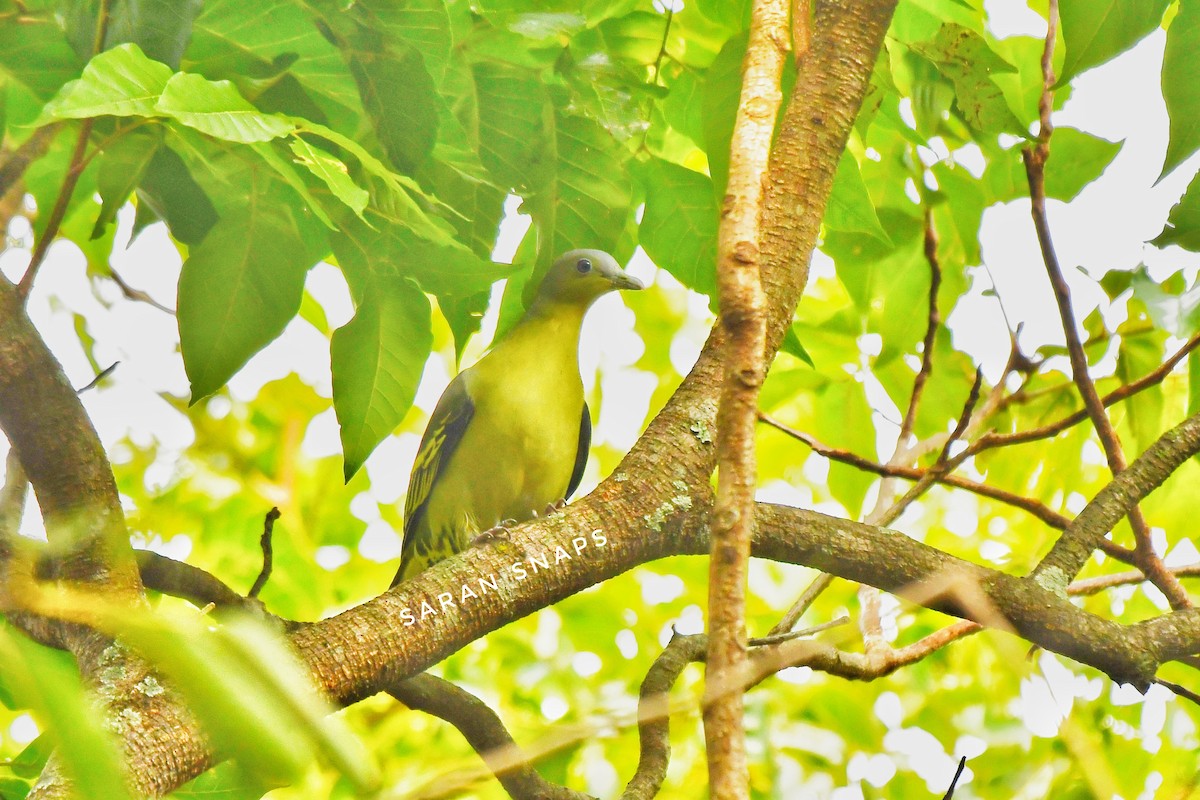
xmin=1020 ymin=0 xmax=1189 ymax=609
xmin=389 ymin=674 xmax=592 ymax=800
xmin=1033 ymin=409 xmax=1200 ymax=591
xmin=705 ymin=0 xmax=789 ymax=791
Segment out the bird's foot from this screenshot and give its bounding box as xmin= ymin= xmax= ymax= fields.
xmin=470 ymin=519 xmax=517 ymax=547
xmin=544 ymin=498 xmax=568 ymax=516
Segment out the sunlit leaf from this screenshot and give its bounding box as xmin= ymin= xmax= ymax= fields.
xmin=332 ymin=276 xmax=433 ymax=479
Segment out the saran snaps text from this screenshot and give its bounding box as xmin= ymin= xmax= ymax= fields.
xmin=399 ymin=529 xmax=608 ymax=626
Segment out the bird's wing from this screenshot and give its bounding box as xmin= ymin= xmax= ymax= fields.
xmin=401 ymin=375 xmax=475 ymax=548
xmin=566 ymin=401 xmax=591 ymax=500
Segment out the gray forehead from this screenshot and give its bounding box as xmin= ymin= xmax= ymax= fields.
xmin=557 ymin=249 xmax=619 ymax=269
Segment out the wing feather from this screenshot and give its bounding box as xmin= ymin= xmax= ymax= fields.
xmin=566 ymin=402 xmax=591 ymax=500
xmin=392 ymin=376 xmax=474 ymax=585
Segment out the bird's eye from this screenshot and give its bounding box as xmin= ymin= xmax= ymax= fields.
xmin=576 ymin=258 xmax=592 ymax=274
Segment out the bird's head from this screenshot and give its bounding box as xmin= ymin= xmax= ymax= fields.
xmin=533 ymin=249 xmax=644 ymax=308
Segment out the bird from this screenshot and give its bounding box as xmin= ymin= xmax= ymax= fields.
xmin=391 ymin=249 xmax=644 ymax=586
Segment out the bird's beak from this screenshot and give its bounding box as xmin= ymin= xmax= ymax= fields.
xmin=610 ymin=272 xmax=645 ymax=291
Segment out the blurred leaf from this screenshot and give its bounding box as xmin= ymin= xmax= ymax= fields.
xmin=0 ymin=778 xmax=29 ymax=800
xmin=1154 ymin=161 xmax=1200 ymax=251
xmin=637 ymin=157 xmax=717 ymax=298
xmin=92 ymin=125 xmax=164 ymax=238
xmin=0 ymin=626 xmax=127 ymax=798
xmin=0 ymin=5 xmax=83 ymax=100
xmin=1130 ymin=268 xmax=1200 ymax=336
xmin=9 ymin=734 xmax=52 ymax=779
xmin=288 ymin=137 xmax=369 ymax=219
xmin=331 ymin=276 xmax=432 ymax=480
xmin=1059 ymin=0 xmax=1170 ymax=84
xmin=171 ymin=762 xmax=269 ymax=800
xmin=825 ymin=151 xmax=891 ymax=244
xmin=911 ymin=23 xmax=1024 ymax=136
xmin=1162 ymin=0 xmax=1200 ymax=176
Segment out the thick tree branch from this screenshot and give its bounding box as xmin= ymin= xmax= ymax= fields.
xmin=0 ymin=280 xmax=137 ymax=589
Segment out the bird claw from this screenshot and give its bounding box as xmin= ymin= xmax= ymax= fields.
xmin=544 ymin=499 xmax=567 ymax=516
xmin=470 ymin=520 xmax=517 ymax=547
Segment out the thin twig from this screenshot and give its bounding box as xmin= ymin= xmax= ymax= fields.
xmin=970 ymin=330 xmax=1200 ymax=455
xmin=1154 ymin=678 xmax=1200 ymax=709
xmin=75 ymin=362 xmax=118 ymax=394
xmin=0 ymin=124 xmax=63 ymax=203
xmin=107 ymin=267 xmax=175 ymax=314
xmin=768 ymin=572 xmax=834 ymax=636
xmin=750 ymin=614 xmax=849 ymax=646
xmin=16 ymin=121 xmax=95 ymax=298
xmin=942 ymin=756 xmax=968 ymax=800
xmin=1021 ymin=0 xmax=1189 ymax=609
xmin=1068 ymin=564 xmax=1200 ymax=596
xmin=649 ymin=4 xmax=674 ymax=87
xmin=899 ymin=206 xmax=943 ymax=445
xmin=248 ymin=507 xmax=280 ymax=599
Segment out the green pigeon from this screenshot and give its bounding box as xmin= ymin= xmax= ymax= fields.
xmin=392 ymin=249 xmax=643 ymax=585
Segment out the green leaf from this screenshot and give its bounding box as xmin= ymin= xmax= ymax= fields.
xmin=288 ymin=137 xmax=368 ymax=219
xmin=1115 ymin=320 xmax=1166 ymax=453
xmin=1153 ymin=169 xmax=1200 ymax=251
xmin=438 ymin=289 xmax=491 ymax=363
xmin=0 ymin=7 xmax=83 ymax=100
xmin=332 ymin=277 xmax=433 ymax=480
xmin=910 ymin=23 xmax=1024 ymax=136
xmin=1162 ymin=0 xmax=1200 ymax=176
xmin=1129 ymin=268 xmax=1200 ymax=336
xmin=781 ymin=326 xmax=815 ymax=367
xmin=1059 ymin=0 xmax=1170 ymax=85
xmin=637 ymin=158 xmax=718 ymax=298
xmin=92 ymin=126 xmax=163 ymax=239
xmin=157 ymin=71 xmax=294 ymax=142
xmin=178 ymin=212 xmax=325 ymax=401
xmin=984 ymin=127 xmax=1122 ymax=205
xmin=0 ymin=777 xmax=30 ymax=800
xmin=473 ymin=60 xmax=554 ymax=191
xmin=297 ymin=121 xmax=458 ymax=246
xmin=136 ymin=142 xmax=220 ymax=245
xmin=824 ymin=151 xmax=891 ymax=244
xmin=63 ymin=0 xmax=203 ymax=69
xmin=701 ymin=32 xmax=746 ymax=196
xmin=526 ymin=112 xmax=632 ymax=276
xmin=313 ymin=6 xmax=440 ymax=174
xmin=39 ymin=43 xmax=172 ymax=121
xmin=332 ymin=212 xmax=508 ymax=299
xmin=9 ymin=734 xmax=52 ymax=779
xmin=0 ymin=626 xmax=128 ymax=798
xmin=187 ymin=0 xmax=361 ymax=129
xmin=1044 ymin=127 xmax=1122 ymax=200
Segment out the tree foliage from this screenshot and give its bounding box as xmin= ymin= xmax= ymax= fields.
xmin=1 ymin=0 xmax=1200 ymax=797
